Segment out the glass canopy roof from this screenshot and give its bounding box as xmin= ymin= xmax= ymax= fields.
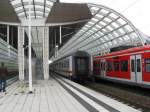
xmin=10 ymin=0 xmax=55 ymax=19
xmin=51 ymin=3 xmax=145 ymax=60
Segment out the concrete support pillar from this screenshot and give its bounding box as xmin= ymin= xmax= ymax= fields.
xmin=7 ymin=25 xmax=11 ymax=57
xmin=18 ymin=26 xmax=25 ymax=81
xmin=7 ymin=25 xmax=9 ymax=44
xmin=43 ymin=27 xmax=49 ymax=80
xmin=59 ymin=25 xmax=62 ymax=44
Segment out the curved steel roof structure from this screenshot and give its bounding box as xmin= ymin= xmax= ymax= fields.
xmin=10 ymin=0 xmax=55 ymax=19
xmin=51 ymin=3 xmax=145 ymax=60
xmin=0 ymin=1 xmax=145 ymax=60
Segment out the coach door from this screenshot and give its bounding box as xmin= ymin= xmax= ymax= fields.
xmin=100 ymin=59 xmax=106 ymax=77
xmin=75 ymin=57 xmax=89 ymax=75
xmin=130 ymin=55 xmax=142 ymax=83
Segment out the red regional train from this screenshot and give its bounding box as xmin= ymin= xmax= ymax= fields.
xmin=93 ymin=45 xmax=150 ymax=88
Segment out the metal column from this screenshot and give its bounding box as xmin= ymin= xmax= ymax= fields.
xmin=7 ymin=25 xmax=9 ymax=44
xmin=28 ymin=0 xmax=33 ymax=92
xmin=59 ymin=25 xmax=62 ymax=44
xmin=7 ymin=25 xmax=11 ymax=57
xmin=18 ymin=26 xmax=25 ymax=81
xmin=43 ymin=27 xmax=49 ymax=80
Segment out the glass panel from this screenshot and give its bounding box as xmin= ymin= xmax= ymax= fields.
xmin=100 ymin=21 xmax=107 ymax=26
xmin=145 ymin=59 xmax=150 ymax=72
xmin=130 ymin=33 xmax=138 ymax=39
xmin=46 ymin=0 xmax=53 ymax=6
xmin=109 ymin=13 xmax=118 ymax=19
xmin=90 ymin=6 xmax=99 ymax=11
xmin=11 ymin=0 xmax=21 ymax=5
xmin=131 ymin=60 xmax=135 ymax=72
xmin=92 ymin=18 xmax=99 ymax=22
xmin=106 ymin=26 xmax=113 ymax=31
xmin=137 ymin=59 xmax=141 ymax=72
xmin=104 ymin=18 xmax=112 ymax=23
xmin=107 ymin=61 xmax=112 ymax=71
xmin=100 ymin=9 xmax=109 ymax=14
xmin=15 ymin=7 xmax=23 ymax=11
xmin=117 ymin=18 xmax=126 ymax=25
xmin=96 ymin=14 xmax=103 ymax=18
xmin=124 ymin=25 xmax=133 ymax=32
xmin=92 ymin=27 xmax=98 ymax=32
xmin=121 ymin=60 xmax=128 ymax=72
xmin=34 ymin=0 xmax=44 ymax=2
xmin=118 ymin=28 xmax=125 ymax=34
xmin=114 ymin=61 xmax=119 ymax=71
xmin=111 ymin=22 xmax=119 ymax=28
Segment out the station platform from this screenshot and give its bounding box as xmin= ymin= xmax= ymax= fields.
xmin=0 ymin=76 xmax=140 ymax=112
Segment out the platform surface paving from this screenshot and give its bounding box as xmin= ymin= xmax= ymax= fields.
xmin=0 ymin=77 xmax=141 ymax=112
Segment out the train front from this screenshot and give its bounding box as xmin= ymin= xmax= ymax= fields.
xmin=72 ymin=51 xmax=91 ymax=82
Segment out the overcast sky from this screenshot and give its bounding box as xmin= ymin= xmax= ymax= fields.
xmin=61 ymin=0 xmax=150 ymax=36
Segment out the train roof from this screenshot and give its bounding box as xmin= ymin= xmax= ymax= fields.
xmin=94 ymin=45 xmax=150 ymax=59
xmin=53 ymin=51 xmax=90 ymax=63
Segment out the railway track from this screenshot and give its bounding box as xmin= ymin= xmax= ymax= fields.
xmin=84 ymin=79 xmax=150 ymax=112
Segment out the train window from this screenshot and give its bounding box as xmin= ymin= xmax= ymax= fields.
xmin=107 ymin=61 xmax=112 ymax=71
xmin=145 ymin=58 xmax=150 ymax=72
xmin=103 ymin=62 xmax=106 ymax=71
xmin=101 ymin=62 xmax=105 ymax=71
xmin=114 ymin=61 xmax=119 ymax=71
xmin=67 ymin=60 xmax=69 ymax=68
xmin=94 ymin=62 xmax=97 ymax=68
xmin=76 ymin=58 xmax=86 ymax=72
xmin=66 ymin=60 xmax=69 ymax=68
xmin=98 ymin=62 xmax=100 ymax=68
xmin=121 ymin=60 xmax=128 ymax=72
xmin=94 ymin=61 xmax=100 ymax=68
xmin=137 ymin=59 xmax=141 ymax=72
xmin=100 ymin=62 xmax=103 ymax=70
xmin=97 ymin=62 xmax=100 ymax=68
xmin=64 ymin=61 xmax=66 ymax=68
xmin=131 ymin=60 xmax=135 ymax=72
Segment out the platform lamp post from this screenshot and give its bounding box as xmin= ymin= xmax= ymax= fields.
xmin=28 ymin=0 xmax=33 ymax=93
xmin=55 ymin=45 xmax=59 ymax=57
xmin=59 ymin=25 xmax=62 ymax=44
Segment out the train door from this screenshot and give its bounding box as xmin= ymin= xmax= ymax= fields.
xmin=75 ymin=57 xmax=89 ymax=75
xmin=100 ymin=59 xmax=106 ymax=77
xmin=130 ymin=55 xmax=142 ymax=83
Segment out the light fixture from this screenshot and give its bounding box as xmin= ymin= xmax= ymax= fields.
xmin=56 ymin=45 xmax=59 ymax=48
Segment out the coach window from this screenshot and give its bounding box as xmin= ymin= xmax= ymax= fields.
xmin=145 ymin=58 xmax=150 ymax=72
xmin=94 ymin=62 xmax=97 ymax=68
xmin=107 ymin=61 xmax=112 ymax=71
xmin=64 ymin=62 xmax=65 ymax=68
xmin=137 ymin=59 xmax=141 ymax=72
xmin=104 ymin=62 xmax=106 ymax=71
xmin=60 ymin=62 xmax=62 ymax=68
xmin=101 ymin=62 xmax=104 ymax=70
xmin=121 ymin=60 xmax=128 ymax=72
xmin=114 ymin=61 xmax=119 ymax=71
xmin=131 ymin=60 xmax=135 ymax=72
xmin=97 ymin=62 xmax=100 ymax=68
xmin=101 ymin=62 xmax=103 ymax=70
xmin=67 ymin=60 xmax=69 ymax=68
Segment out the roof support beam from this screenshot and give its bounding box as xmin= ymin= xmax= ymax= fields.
xmin=84 ymin=31 xmax=134 ymax=51
xmin=63 ymin=23 xmax=128 ymax=55
xmin=43 ymin=0 xmax=46 ymax=17
xmin=21 ymin=0 xmax=27 ymax=18
xmin=33 ymin=0 xmax=37 ymax=19
xmin=60 ymin=9 xmax=102 ymax=52
xmin=61 ymin=12 xmax=112 ymax=54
